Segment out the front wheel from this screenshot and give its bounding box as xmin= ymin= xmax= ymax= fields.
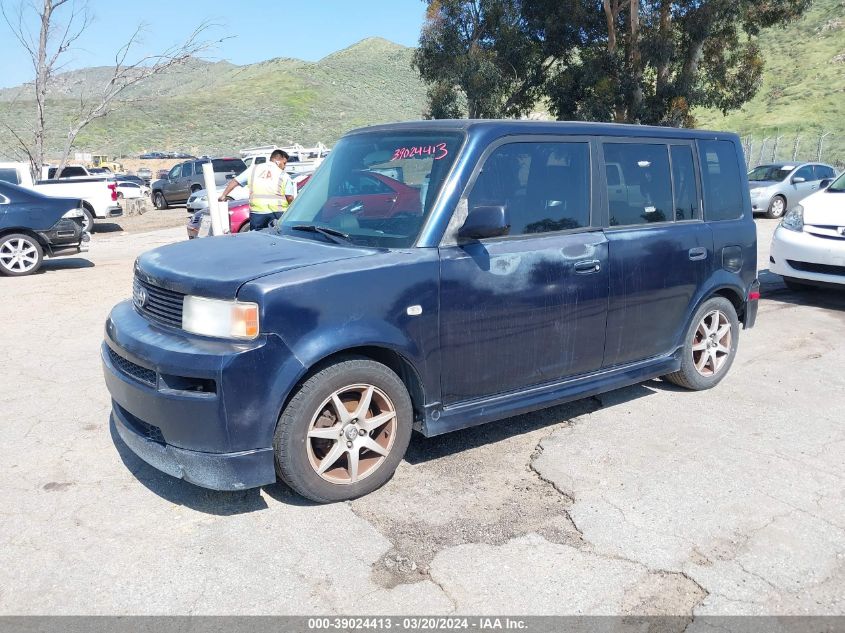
xmin=153 ymin=192 xmax=168 ymax=210
xmin=766 ymin=195 xmax=787 ymax=219
xmin=81 ymin=207 xmax=94 ymax=233
xmin=274 ymin=358 xmax=413 ymax=503
xmin=664 ymin=297 xmax=739 ymax=390
xmin=0 ymin=233 xmax=44 ymax=276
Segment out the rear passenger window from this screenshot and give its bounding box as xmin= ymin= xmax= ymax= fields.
xmin=697 ymin=140 xmax=744 ymax=221
xmin=814 ymin=165 xmax=835 ymax=180
xmin=603 ymin=143 xmax=673 ymax=226
xmin=468 ymin=141 xmax=591 ymax=235
xmin=670 ymin=145 xmax=699 ymax=221
xmin=181 ymin=163 xmax=193 ymax=178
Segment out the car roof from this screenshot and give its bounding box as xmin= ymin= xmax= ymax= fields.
xmin=346 ymin=118 xmax=741 ymax=142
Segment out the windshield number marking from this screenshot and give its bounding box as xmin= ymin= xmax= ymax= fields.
xmin=392 ymin=143 xmax=448 ymax=161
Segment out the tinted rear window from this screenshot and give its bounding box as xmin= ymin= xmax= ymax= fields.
xmin=698 ymin=140 xmax=744 ymax=221
xmin=211 ymin=159 xmax=246 ymax=173
xmin=0 ymin=168 xmax=21 ymax=185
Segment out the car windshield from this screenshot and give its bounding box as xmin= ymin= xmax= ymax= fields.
xmin=278 ymin=131 xmax=463 ymax=248
xmin=748 ymin=165 xmax=793 ymax=182
xmin=827 ymin=172 xmax=845 ymax=193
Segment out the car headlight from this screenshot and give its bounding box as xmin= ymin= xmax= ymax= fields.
xmin=182 ymin=296 xmax=259 ymax=340
xmin=62 ymin=208 xmax=84 ymax=219
xmin=781 ymin=204 xmax=804 ymax=232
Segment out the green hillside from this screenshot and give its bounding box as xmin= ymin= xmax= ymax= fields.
xmin=696 ymin=0 xmax=845 ymax=169
xmin=0 ymin=38 xmax=428 ymax=158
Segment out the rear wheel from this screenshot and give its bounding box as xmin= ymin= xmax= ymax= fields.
xmin=274 ymin=358 xmax=413 ymax=503
xmin=766 ymin=195 xmax=787 ymax=219
xmin=81 ymin=206 xmax=94 ymax=233
xmin=664 ymin=297 xmax=739 ymax=390
xmin=0 ymin=233 xmax=44 ymax=276
xmin=238 ymin=222 xmax=250 ymax=233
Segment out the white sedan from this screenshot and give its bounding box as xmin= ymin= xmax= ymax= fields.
xmin=115 ymin=181 xmax=150 ymax=199
xmin=770 ymin=171 xmax=845 ymax=289
xmin=186 ymin=185 xmax=247 ymax=212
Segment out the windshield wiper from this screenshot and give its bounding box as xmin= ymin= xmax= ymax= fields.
xmin=290 ymin=224 xmax=352 ymax=244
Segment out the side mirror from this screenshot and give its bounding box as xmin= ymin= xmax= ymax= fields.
xmin=458 ymin=205 xmax=510 ymax=240
xmin=791 ymin=176 xmax=806 ymax=184
xmin=820 ymin=179 xmax=832 ymax=189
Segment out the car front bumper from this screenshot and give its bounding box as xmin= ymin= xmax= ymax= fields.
xmin=102 ymin=300 xmax=306 ymax=490
xmin=770 ymin=225 xmax=845 ymax=286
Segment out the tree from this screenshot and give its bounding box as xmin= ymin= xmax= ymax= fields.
xmin=414 ymin=0 xmax=811 ymax=127
xmin=543 ymin=0 xmax=812 ymax=126
xmin=1 ymin=0 xmax=221 ymax=176
xmin=413 ymin=0 xmax=551 ymax=119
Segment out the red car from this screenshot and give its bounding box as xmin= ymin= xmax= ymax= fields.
xmin=320 ymin=171 xmax=421 ymax=221
xmin=227 ymin=172 xmax=314 ymax=233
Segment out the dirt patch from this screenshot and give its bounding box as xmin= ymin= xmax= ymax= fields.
xmin=93 ymin=209 xmax=190 ymax=235
xmin=351 ymin=398 xmax=601 ymax=588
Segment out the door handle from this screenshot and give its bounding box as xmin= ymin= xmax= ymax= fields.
xmin=688 ymin=247 xmax=708 ymax=261
xmin=574 ymin=259 xmax=601 ymax=273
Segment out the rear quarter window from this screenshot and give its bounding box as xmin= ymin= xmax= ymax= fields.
xmin=0 ymin=168 xmax=21 ymax=185
xmin=697 ymin=140 xmax=744 ymax=221
xmin=212 ymin=159 xmax=247 ymax=173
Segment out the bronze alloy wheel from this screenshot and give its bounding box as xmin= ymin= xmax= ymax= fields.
xmin=692 ymin=309 xmax=733 ymax=377
xmin=305 ymin=384 xmax=397 ymax=485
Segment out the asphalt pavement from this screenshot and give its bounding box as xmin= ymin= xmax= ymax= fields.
xmin=0 ymin=219 xmax=842 ymax=616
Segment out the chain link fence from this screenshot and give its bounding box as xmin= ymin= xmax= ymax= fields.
xmin=740 ymin=132 xmax=844 ymax=173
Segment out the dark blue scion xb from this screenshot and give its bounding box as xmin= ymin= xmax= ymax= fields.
xmin=103 ymin=120 xmax=758 ymax=502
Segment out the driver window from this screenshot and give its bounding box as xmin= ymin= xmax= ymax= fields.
xmin=168 ymin=166 xmax=180 ymax=180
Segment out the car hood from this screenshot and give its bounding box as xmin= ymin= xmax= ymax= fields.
xmin=135 ymin=231 xmax=376 ymax=299
xmin=748 ymin=180 xmax=778 ymax=189
xmin=801 ymin=189 xmax=845 ymax=225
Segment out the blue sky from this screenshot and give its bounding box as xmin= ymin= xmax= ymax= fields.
xmin=0 ymin=0 xmax=427 ymax=88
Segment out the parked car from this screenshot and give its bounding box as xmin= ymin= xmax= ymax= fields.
xmin=747 ymin=162 xmax=837 ymax=219
xmin=151 ymin=158 xmax=247 ymax=209
xmin=139 ymin=152 xmax=166 ymax=160
xmin=156 ymin=169 xmax=170 ymax=180
xmin=186 ymin=199 xmax=250 ymax=238
xmin=0 ymin=161 xmax=122 ymax=232
xmin=117 ymin=175 xmax=146 ymax=187
xmin=186 ymin=184 xmax=247 ymax=212
xmin=136 ymin=168 xmax=152 ymax=185
xmin=103 ymin=120 xmax=759 ymax=502
xmin=0 ymin=180 xmax=90 ymax=276
xmin=116 ymin=181 xmax=150 ymax=199
xmin=770 ymin=169 xmax=845 ymax=289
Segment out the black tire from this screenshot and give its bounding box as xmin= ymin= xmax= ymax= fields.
xmin=0 ymin=233 xmax=44 ymax=276
xmin=664 ymin=296 xmax=740 ymax=391
xmin=783 ymin=276 xmax=811 ymax=291
xmin=81 ymin=206 xmax=94 ymax=233
xmin=274 ymin=357 xmax=413 ymax=503
xmin=153 ymin=191 xmax=168 ymax=210
xmin=238 ymin=222 xmax=250 ymax=233
xmin=766 ymin=195 xmax=787 ymax=219
xmin=191 ymin=185 xmax=202 ymax=194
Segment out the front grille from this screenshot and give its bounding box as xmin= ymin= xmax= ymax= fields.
xmin=133 ymin=276 xmax=184 ymax=329
xmin=787 ymin=260 xmax=845 ymax=277
xmin=115 ymin=403 xmax=166 ymax=445
xmin=108 ymin=347 xmax=157 ymax=388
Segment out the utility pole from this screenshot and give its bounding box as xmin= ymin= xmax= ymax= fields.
xmin=771 ymin=135 xmax=783 ymax=162
xmin=817 ymin=132 xmax=833 ymax=161
xmin=758 ymin=138 xmax=770 ymax=165
xmin=791 ymin=136 xmax=801 ymax=161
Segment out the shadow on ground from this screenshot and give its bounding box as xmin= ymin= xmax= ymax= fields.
xmin=758 ymin=268 xmax=845 ymax=312
xmin=40 ymin=258 xmax=94 ymax=272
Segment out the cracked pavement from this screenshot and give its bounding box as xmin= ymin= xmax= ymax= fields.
xmin=0 ymin=219 xmax=843 ymax=615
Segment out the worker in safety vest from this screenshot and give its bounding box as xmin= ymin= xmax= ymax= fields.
xmin=219 ymin=149 xmax=295 ymax=231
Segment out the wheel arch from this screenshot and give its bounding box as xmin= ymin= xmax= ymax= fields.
xmin=0 ymin=227 xmax=48 ymax=249
xmin=275 ymin=344 xmax=427 ymax=432
xmin=674 ymin=282 xmax=748 ymax=354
